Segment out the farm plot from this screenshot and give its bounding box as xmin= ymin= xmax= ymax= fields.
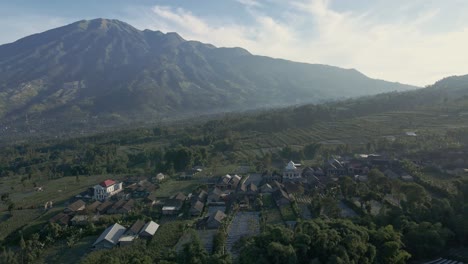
xmin=156 ymin=179 xmax=199 ymax=197
xmin=226 ymin=212 xmax=260 ymax=254
xmin=0 ymin=209 xmax=44 ymax=240
xmin=1 ymin=174 xmax=127 ymax=209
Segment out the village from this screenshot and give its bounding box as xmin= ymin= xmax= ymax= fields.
xmin=44 ymin=151 xmax=462 ymax=255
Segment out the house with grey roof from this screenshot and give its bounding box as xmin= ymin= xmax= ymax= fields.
xmin=96 ymin=200 xmax=113 ymax=214
xmin=192 ymin=190 xmax=208 ymax=203
xmin=86 ymin=200 xmax=102 ymax=213
xmin=260 ymin=183 xmax=274 ymax=193
xmin=139 ymin=221 xmax=160 ymax=238
xmin=190 ymin=200 xmax=205 ymax=216
xmin=173 ymin=192 xmax=187 ymax=202
xmin=205 ymin=210 xmax=227 ymax=229
xmin=162 ymin=198 xmax=184 ymax=215
xmin=92 ymin=223 xmax=127 ymax=249
xmin=64 ymin=199 xmax=86 ymax=213
xmin=126 ymin=220 xmax=145 ymax=236
xmin=118 ymin=235 xmax=137 ymax=247
xmin=273 ymin=188 xmax=291 ymax=207
xmin=49 ymin=213 xmax=70 ymax=226
xmin=239 ymin=182 xmax=258 ymax=199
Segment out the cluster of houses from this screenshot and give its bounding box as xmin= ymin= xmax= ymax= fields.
xmin=188 ymin=156 xmax=419 ymax=217
xmin=48 ymin=177 xmax=163 ymax=250
xmin=93 ymin=220 xmax=159 ymax=249
xmin=49 ymin=179 xmax=137 ymax=227
xmin=47 ymin=154 xmax=426 ymax=251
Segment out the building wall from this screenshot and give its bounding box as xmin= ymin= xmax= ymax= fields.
xmin=94 ymin=240 xmax=115 ymax=250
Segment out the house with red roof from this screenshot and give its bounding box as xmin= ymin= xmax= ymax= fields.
xmin=93 ymin=179 xmax=123 ymax=201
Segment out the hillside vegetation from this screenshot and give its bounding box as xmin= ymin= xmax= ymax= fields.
xmin=0 ymin=18 xmax=416 ymax=139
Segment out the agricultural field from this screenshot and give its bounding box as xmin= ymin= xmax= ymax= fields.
xmin=0 ymin=174 xmax=127 ymax=210
xmin=0 ymin=209 xmax=44 ymax=240
xmin=229 ymin=110 xmax=468 ymax=159
xmin=226 ymin=212 xmax=260 ymax=254
xmin=155 ymin=179 xmax=200 ymax=197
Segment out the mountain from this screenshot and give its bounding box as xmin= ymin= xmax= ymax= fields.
xmin=0 ymin=18 xmax=417 ymax=137
xmin=226 ymin=73 xmax=468 ymax=135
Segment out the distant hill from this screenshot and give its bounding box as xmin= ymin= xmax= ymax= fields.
xmin=0 ymin=18 xmax=416 ymax=137
xmin=223 ymin=73 xmax=468 ymax=134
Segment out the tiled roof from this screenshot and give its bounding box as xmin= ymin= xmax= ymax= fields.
xmin=208 ymin=210 xmax=226 ymax=223
xmin=50 ymin=213 xmax=70 ymax=225
xmin=87 ymin=201 xmax=102 ymax=212
xmin=174 ymin=192 xmax=187 ymax=201
xmin=67 ymin=199 xmax=86 ymax=212
xmin=191 ymin=200 xmax=204 ymax=212
xmin=100 ymin=179 xmax=116 ymax=187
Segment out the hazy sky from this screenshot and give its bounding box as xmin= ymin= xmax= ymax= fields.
xmin=1 ymin=0 xmax=468 ymax=86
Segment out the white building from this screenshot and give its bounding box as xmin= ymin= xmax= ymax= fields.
xmin=283 ymin=161 xmax=303 ymax=179
xmin=93 ymin=179 xmax=123 ymax=201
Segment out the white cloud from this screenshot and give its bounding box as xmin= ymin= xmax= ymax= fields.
xmin=129 ymin=0 xmax=468 ymax=86
xmin=2 ymin=1 xmax=466 ymax=86
xmin=236 ymin=0 xmax=262 ymax=8
xmin=290 ymin=0 xmax=468 ymax=85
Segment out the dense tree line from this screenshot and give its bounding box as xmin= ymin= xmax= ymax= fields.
xmin=237 ymin=219 xmax=410 ymax=264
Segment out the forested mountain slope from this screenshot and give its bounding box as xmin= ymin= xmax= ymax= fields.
xmin=0 ymin=18 xmax=416 ymax=138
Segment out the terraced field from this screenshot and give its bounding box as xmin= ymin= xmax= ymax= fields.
xmin=229 ymin=110 xmax=468 ymax=160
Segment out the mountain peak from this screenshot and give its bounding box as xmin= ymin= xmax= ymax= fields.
xmin=0 ymin=19 xmax=417 ymax=138
xmin=71 ymin=18 xmax=138 ymax=32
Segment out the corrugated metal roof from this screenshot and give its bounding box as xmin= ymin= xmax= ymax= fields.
xmin=140 ymin=221 xmax=159 ymax=236
xmin=127 ymin=220 xmax=145 ymax=235
xmin=93 ymin=223 xmax=126 ymax=246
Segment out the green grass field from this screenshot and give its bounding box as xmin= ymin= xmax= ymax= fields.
xmin=156 ymin=179 xmax=200 ymax=197
xmin=1 ymin=174 xmax=128 ymax=210
xmin=0 ymin=209 xmax=43 ymax=240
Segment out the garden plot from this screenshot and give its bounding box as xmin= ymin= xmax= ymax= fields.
xmin=226 ymin=212 xmax=260 ymax=254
